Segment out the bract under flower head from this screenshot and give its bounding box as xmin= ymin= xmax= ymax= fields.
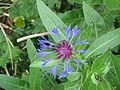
xmin=38 ymin=25 xmax=88 ymax=79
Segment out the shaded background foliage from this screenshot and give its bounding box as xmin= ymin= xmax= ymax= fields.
xmin=0 ymin=0 xmax=120 ymax=90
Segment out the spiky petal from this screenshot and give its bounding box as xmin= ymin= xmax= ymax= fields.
xmin=59 ymin=61 xmax=72 ymax=79
xmin=50 ymin=66 xmax=57 ymax=78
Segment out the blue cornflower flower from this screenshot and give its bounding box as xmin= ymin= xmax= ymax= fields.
xmin=38 ymin=25 xmax=88 ymax=79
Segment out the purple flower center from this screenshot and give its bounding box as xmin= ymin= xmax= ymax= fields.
xmin=55 ymin=40 xmax=73 ymax=60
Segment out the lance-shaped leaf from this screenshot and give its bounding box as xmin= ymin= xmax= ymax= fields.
xmin=0 ymin=74 xmax=29 ymax=90
xmin=84 ymin=28 xmax=120 ymax=58
xmin=104 ymin=0 xmax=120 ymax=10
xmin=27 ymin=39 xmax=41 ymax=90
xmin=37 ymin=0 xmax=66 ymax=42
xmin=83 ymin=1 xmax=106 ymax=38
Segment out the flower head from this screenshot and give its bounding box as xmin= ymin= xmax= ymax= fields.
xmin=38 ymin=25 xmax=88 ymax=79
xmin=55 ymin=40 xmax=72 ymax=60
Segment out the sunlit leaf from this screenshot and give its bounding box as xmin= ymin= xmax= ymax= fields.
xmin=83 ymin=1 xmax=106 ymax=38
xmin=27 ymin=39 xmax=38 ymax=62
xmin=82 ymin=73 xmax=111 ymax=90
xmin=0 ymin=74 xmax=29 ymax=90
xmin=67 ymin=72 xmax=81 ymax=81
xmin=37 ymin=0 xmax=66 ymax=42
xmin=104 ymin=0 xmax=120 ymax=10
xmin=84 ymin=28 xmax=120 ymax=58
xmin=106 ymin=55 xmax=120 ymax=89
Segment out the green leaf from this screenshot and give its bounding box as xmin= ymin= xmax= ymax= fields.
xmin=37 ymin=0 xmax=66 ymax=42
xmin=59 ymin=9 xmax=81 ymax=23
xmin=0 ymin=31 xmax=5 ymax=42
xmin=14 ymin=16 xmax=25 ymax=28
xmin=82 ymin=73 xmax=95 ymax=90
xmin=0 ymin=74 xmax=29 ymax=90
xmin=0 ymin=50 xmax=8 ymax=66
xmin=58 ymin=9 xmax=83 ymax=27
xmin=82 ymin=73 xmax=111 ymax=90
xmin=9 ymin=0 xmax=37 ymax=18
xmin=104 ymin=0 xmax=120 ymax=10
xmin=84 ymin=28 xmax=120 ymax=58
xmin=32 ymin=19 xmax=46 ymax=33
xmin=91 ymin=51 xmax=111 ymax=76
xmin=27 ymin=39 xmax=41 ymax=90
xmin=106 ymin=55 xmax=120 ymax=89
xmin=30 ymin=51 xmax=58 ymax=71
xmin=67 ymin=72 xmax=81 ymax=81
xmin=96 ymin=78 xmax=112 ymax=90
xmin=81 ymin=25 xmax=92 ymax=41
xmin=83 ymin=1 xmax=106 ymax=38
xmin=47 ymin=0 xmax=58 ymax=9
xmin=29 ymin=67 xmax=41 ymax=90
xmin=30 ymin=61 xmax=40 ymax=68
xmin=111 ymin=55 xmax=120 ymax=80
xmin=51 ymin=84 xmax=64 ymax=90
xmin=102 ymin=10 xmax=119 ymax=30
xmin=68 ymin=0 xmax=82 ymax=4
xmin=30 ymin=60 xmax=58 ymax=70
xmin=83 ymin=1 xmax=105 ymax=26
xmin=27 ymin=39 xmax=38 ymax=62
xmin=106 ymin=68 xmax=120 ymax=89
xmin=65 ymin=81 xmax=80 ymax=90
xmin=0 ymin=42 xmax=21 ymax=66
xmin=42 ymin=0 xmax=61 ymax=9
xmin=68 ymin=0 xmax=103 ymax=5
xmin=82 ymin=51 xmax=112 ymax=90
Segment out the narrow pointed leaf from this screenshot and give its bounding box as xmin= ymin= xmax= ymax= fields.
xmin=83 ymin=1 xmax=106 ymax=38
xmin=83 ymin=1 xmax=105 ymax=28
xmin=30 ymin=67 xmax=41 ymax=90
xmin=0 ymin=74 xmax=29 ymax=90
xmin=104 ymin=0 xmax=120 ymax=10
xmin=27 ymin=39 xmax=38 ymax=62
xmin=84 ymin=28 xmax=120 ymax=58
xmin=27 ymin=39 xmax=41 ymax=90
xmin=37 ymin=0 xmax=66 ymax=42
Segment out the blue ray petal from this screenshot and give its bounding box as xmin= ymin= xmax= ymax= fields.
xmin=72 ymin=25 xmax=80 ymax=38
xmin=74 ymin=59 xmax=87 ymax=63
xmin=52 ymin=27 xmax=61 ymax=41
xmin=50 ymin=66 xmax=57 ymax=78
xmin=52 ymin=27 xmax=59 ymax=35
xmin=74 ymin=40 xmax=89 ymax=46
xmin=40 ymin=40 xmax=54 ymax=45
xmin=65 ymin=25 xmax=71 ymax=41
xmin=41 ymin=59 xmax=52 ymax=67
xmin=58 ymin=66 xmax=72 ymax=79
xmin=73 ymin=49 xmax=86 ymax=53
xmin=38 ymin=40 xmax=55 ymax=49
xmin=74 ymin=59 xmax=87 ymax=71
xmin=38 ymin=52 xmax=53 ymax=57
xmin=58 ymin=70 xmax=67 ymax=79
xmin=58 ymin=61 xmax=72 ymax=79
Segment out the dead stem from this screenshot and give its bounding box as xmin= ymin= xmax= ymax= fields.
xmin=17 ymin=32 xmax=49 ymax=42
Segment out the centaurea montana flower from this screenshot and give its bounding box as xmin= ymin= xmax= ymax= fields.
xmin=38 ymin=25 xmax=88 ymax=79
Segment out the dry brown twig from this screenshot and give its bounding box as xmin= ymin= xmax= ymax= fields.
xmin=17 ymin=32 xmax=49 ymax=42
xmin=0 ymin=22 xmax=12 ymax=31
